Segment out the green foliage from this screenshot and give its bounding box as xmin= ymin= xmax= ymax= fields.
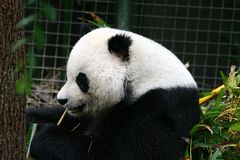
xmin=187 ymin=66 xmax=240 ymax=160
xmin=15 ymin=73 xmax=32 ymax=95
xmin=199 ymin=91 xmax=212 ymax=98
xmin=16 ymin=15 xmax=36 ymax=28
xmin=15 ymin=59 xmax=33 ymax=96
xmin=42 ymin=3 xmax=57 ymax=20
xmin=26 ymin=51 xmax=36 ymax=67
xmin=14 ymin=0 xmax=57 ymax=95
xmin=220 ymin=71 xmax=228 ymax=86
xmin=33 ymin=26 xmax=46 ymax=52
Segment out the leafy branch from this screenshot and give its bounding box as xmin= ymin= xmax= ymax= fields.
xmin=187 ymin=66 xmax=240 ymax=160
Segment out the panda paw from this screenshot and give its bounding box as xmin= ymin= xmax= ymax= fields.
xmin=26 ymin=107 xmax=80 ymax=129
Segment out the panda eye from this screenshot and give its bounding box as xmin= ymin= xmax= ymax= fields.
xmin=76 ymin=72 xmax=89 ymax=93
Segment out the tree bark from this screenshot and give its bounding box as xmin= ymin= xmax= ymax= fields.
xmin=0 ymin=0 xmax=25 ymax=159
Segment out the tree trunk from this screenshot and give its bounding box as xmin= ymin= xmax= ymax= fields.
xmin=0 ymin=0 xmax=25 ymax=159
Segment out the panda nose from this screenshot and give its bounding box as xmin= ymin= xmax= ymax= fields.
xmin=58 ymin=98 xmax=68 ymax=105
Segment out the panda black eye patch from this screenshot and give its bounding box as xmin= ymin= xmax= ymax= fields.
xmin=76 ymin=72 xmax=89 ymax=93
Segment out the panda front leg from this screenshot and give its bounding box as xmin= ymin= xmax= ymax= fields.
xmin=26 ymin=107 xmax=91 ymax=160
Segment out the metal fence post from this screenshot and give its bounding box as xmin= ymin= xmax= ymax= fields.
xmin=117 ymin=0 xmax=131 ymax=30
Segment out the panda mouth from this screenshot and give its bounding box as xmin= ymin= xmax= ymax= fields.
xmin=68 ymin=104 xmax=85 ymax=113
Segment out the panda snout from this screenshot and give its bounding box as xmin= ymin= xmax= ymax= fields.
xmin=58 ymin=98 xmax=68 ymax=105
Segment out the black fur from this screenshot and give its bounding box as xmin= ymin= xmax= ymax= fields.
xmin=108 ymin=34 xmax=132 ymax=61
xmin=27 ymin=87 xmax=200 ymax=160
xmin=123 ymin=78 xmax=132 ymax=101
xmin=76 ymin=72 xmax=89 ymax=93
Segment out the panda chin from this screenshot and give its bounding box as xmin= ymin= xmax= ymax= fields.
xmin=68 ymin=104 xmax=85 ymax=114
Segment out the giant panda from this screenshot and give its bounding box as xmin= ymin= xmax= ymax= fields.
xmin=27 ymin=27 xmax=200 ymax=160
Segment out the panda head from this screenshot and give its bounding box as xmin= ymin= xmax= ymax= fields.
xmin=57 ymin=28 xmax=197 ymax=117
xmin=57 ymin=28 xmax=133 ymax=117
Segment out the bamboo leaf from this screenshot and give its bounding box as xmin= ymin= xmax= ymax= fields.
xmin=220 ymin=71 xmax=228 ymax=85
xmin=15 ymin=73 xmax=32 ymax=95
xmin=199 ymin=91 xmax=211 ymax=98
xmin=236 ymin=75 xmax=240 ymax=85
xmin=26 ymin=51 xmax=36 ymax=67
xmin=12 ymin=37 xmax=28 ymax=52
xmin=215 ymin=89 xmax=224 ymax=108
xmin=34 ymin=26 xmax=45 ymax=51
xmin=16 ymin=15 xmax=36 ymax=28
xmin=229 ymin=122 xmax=240 ymax=132
xmin=209 ymin=149 xmax=222 ymax=160
xmin=43 ymin=3 xmax=57 ymax=20
xmin=192 ymin=140 xmax=212 ymax=148
xmin=190 ymin=124 xmax=214 ymax=135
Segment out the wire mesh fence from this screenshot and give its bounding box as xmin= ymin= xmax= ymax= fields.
xmin=131 ymin=0 xmax=240 ymax=89
xmin=24 ymin=0 xmax=240 ymax=106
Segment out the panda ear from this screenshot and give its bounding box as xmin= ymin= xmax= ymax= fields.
xmin=108 ymin=34 xmax=132 ymax=61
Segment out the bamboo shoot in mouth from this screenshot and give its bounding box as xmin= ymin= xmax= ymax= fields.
xmin=57 ymin=108 xmax=68 ymax=126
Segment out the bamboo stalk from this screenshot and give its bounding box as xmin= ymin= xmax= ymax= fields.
xmin=26 ymin=123 xmax=38 ymax=160
xmin=57 ymin=108 xmax=68 ymax=126
xmin=199 ymin=85 xmax=225 ymax=105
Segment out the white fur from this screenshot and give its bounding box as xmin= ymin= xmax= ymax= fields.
xmin=57 ymin=28 xmax=197 ymax=115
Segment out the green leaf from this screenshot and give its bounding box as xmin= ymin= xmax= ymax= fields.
xmin=184 ymin=147 xmax=189 ymax=158
xmin=204 ymin=110 xmax=222 ymax=121
xmin=219 ymin=132 xmax=230 ymax=141
xmin=199 ymin=91 xmax=212 ymax=98
xmin=215 ymin=89 xmax=224 ymax=108
xmin=190 ymin=124 xmax=213 ymax=135
xmin=209 ymin=149 xmax=222 ymax=160
xmin=228 ymin=77 xmax=237 ymax=88
xmin=209 ymin=132 xmax=228 ymax=144
xmin=192 ymin=140 xmax=212 ymax=148
xmin=34 ymin=26 xmax=45 ymax=51
xmin=220 ymin=71 xmax=228 ymax=85
xmin=26 ymin=51 xmax=36 ymax=67
xmin=236 ymin=74 xmax=240 ymax=85
xmin=43 ymin=3 xmax=57 ymax=20
xmin=12 ymin=37 xmax=28 ymax=52
xmin=16 ymin=15 xmax=36 ymax=28
xmin=229 ymin=122 xmax=240 ymax=132
xmin=222 ymin=151 xmax=240 ymax=160
xmin=15 ymin=73 xmax=32 ymax=95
